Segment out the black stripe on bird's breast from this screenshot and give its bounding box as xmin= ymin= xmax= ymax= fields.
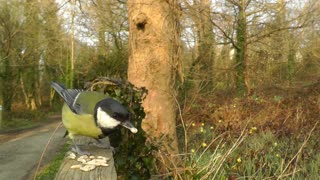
xmin=98 ymin=128 xmax=122 ymax=148
xmin=98 ymin=127 xmax=119 ymax=139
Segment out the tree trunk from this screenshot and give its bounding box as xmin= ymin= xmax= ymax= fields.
xmin=20 ymin=74 xmax=31 ymax=110
xmin=194 ymin=0 xmax=215 ymax=87
xmin=187 ymin=0 xmax=215 ymax=90
xmin=98 ymin=30 xmax=107 ymax=60
xmin=69 ymin=0 xmax=75 ymax=88
xmin=1 ymin=57 xmax=14 ymax=123
xmin=235 ymin=0 xmax=249 ymax=96
xmin=21 ymin=0 xmax=42 ymax=110
xmin=127 ymin=0 xmax=181 ymax=172
xmin=270 ymin=0 xmax=289 ymax=83
xmin=287 ymin=34 xmax=295 ymax=85
xmin=0 ymin=2 xmax=20 ymax=125
xmin=1 ymin=35 xmax=15 ymax=124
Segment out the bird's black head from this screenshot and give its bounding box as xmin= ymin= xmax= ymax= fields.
xmin=94 ymin=98 xmax=138 ymax=133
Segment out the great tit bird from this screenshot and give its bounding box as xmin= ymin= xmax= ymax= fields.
xmin=51 ymin=82 xmax=138 ymax=155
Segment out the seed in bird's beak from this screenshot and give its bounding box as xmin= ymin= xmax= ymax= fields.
xmin=130 ymin=127 xmax=138 ymax=133
xmin=121 ymin=121 xmax=138 ymax=134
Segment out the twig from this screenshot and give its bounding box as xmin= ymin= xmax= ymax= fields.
xmin=196 ymin=134 xmax=224 ymax=165
xmin=33 ymin=122 xmax=63 ymax=180
xmin=173 ymin=91 xmax=188 ymax=157
xmin=90 ymin=81 xmax=118 ymax=91
xmin=210 ymin=128 xmax=247 ymax=180
xmin=277 ymin=121 xmax=319 ymax=179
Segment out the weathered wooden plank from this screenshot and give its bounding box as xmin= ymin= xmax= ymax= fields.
xmin=55 ymin=137 xmax=117 ymax=180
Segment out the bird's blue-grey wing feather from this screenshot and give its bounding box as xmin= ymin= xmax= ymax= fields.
xmin=63 ymin=89 xmax=84 ymax=114
xmin=51 ymin=82 xmax=84 ymax=114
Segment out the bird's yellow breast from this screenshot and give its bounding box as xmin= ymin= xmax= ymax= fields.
xmin=62 ymin=104 xmax=102 ymax=138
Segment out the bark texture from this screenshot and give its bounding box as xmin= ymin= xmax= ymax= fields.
xmin=127 ymin=0 xmax=180 ymax=155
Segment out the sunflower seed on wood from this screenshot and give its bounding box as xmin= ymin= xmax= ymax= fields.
xmin=97 ymin=156 xmax=110 ymax=161
xmin=70 ymin=164 xmax=82 ymax=169
xmin=100 ymin=163 xmax=109 ymax=167
xmin=79 ymin=155 xmax=89 ymax=159
xmin=67 ymin=153 xmax=76 ymax=159
xmin=77 ymin=157 xmax=87 ymax=163
xmin=80 ymin=164 xmax=96 ymax=172
xmin=94 ymin=159 xmax=107 ymax=163
xmin=85 ymin=160 xmax=98 ymax=165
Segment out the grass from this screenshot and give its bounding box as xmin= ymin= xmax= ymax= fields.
xmin=174 ymin=119 xmax=320 ymax=179
xmin=166 ymin=90 xmax=320 ymax=179
xmin=1 ymin=118 xmax=36 ymax=130
xmin=0 ymin=110 xmax=58 ymax=132
xmin=35 ymin=143 xmax=70 ymax=180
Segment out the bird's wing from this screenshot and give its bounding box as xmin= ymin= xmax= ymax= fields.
xmin=51 ymin=82 xmax=84 ymax=114
xmin=75 ymin=92 xmax=110 ymax=114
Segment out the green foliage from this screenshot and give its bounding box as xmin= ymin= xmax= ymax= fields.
xmin=273 ymin=95 xmax=283 ymax=103
xmin=0 ymin=110 xmax=47 ymax=131
xmin=87 ymin=50 xmax=128 ymax=80
xmin=1 ymin=118 xmax=34 ymax=131
xmin=36 ymin=144 xmax=70 ymax=180
xmin=230 ymin=132 xmax=320 ymax=178
xmin=89 ymin=78 xmax=157 ymax=179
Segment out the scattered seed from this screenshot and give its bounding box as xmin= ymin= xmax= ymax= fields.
xmin=71 ymin=154 xmax=110 ymax=171
xmin=85 ymin=160 xmax=98 ymax=165
xmin=100 ymin=163 xmax=109 ymax=167
xmin=97 ymin=156 xmax=110 ymax=161
xmin=67 ymin=153 xmax=76 ymax=159
xmin=77 ymin=157 xmax=87 ymax=163
xmin=70 ymin=164 xmax=82 ymax=169
xmin=80 ymin=164 xmax=96 ymax=172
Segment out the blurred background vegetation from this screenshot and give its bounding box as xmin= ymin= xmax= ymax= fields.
xmin=1 ymin=0 xmax=320 ymax=178
xmin=0 ymin=0 xmax=130 ymax=128
xmin=0 ymin=0 xmax=319 ymax=127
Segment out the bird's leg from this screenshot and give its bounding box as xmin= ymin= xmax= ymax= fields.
xmin=89 ymin=139 xmax=115 ymax=153
xmin=71 ymin=139 xmax=91 ymax=156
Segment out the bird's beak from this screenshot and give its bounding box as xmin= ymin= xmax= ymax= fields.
xmin=121 ymin=121 xmax=138 ymax=134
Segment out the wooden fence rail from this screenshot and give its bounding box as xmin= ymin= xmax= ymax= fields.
xmin=55 ymin=137 xmax=117 ymax=180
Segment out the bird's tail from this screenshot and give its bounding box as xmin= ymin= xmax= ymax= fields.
xmin=51 ymin=82 xmax=66 ymax=96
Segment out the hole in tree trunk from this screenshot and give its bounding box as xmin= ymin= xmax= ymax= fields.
xmin=136 ymin=22 xmax=146 ymax=31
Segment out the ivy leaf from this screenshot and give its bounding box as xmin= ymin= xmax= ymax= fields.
xmin=115 ymin=89 xmax=121 ymax=97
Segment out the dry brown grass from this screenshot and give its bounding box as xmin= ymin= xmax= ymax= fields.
xmin=181 ymin=85 xmax=320 ymax=137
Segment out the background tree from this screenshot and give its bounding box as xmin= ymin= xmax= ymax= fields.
xmin=0 ymin=1 xmax=23 ymax=124
xmin=0 ymin=0 xmax=70 ymax=125
xmin=78 ymin=0 xmax=129 ymax=78
xmin=184 ymin=0 xmax=215 ymax=90
xmin=19 ymin=0 xmax=42 ymax=110
xmin=41 ymin=0 xmax=67 ymax=107
xmin=231 ymin=0 xmax=249 ymax=95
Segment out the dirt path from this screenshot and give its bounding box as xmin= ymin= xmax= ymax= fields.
xmin=0 ymin=121 xmax=67 ymax=180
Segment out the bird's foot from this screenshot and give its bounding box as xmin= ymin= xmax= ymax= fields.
xmin=89 ymin=142 xmax=115 ymax=153
xmin=89 ymin=141 xmax=110 ymax=149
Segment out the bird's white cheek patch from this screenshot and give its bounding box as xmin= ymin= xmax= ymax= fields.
xmin=97 ymin=107 xmax=120 ymax=128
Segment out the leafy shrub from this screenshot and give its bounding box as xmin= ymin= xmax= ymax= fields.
xmin=88 ymin=78 xmax=157 ymax=179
